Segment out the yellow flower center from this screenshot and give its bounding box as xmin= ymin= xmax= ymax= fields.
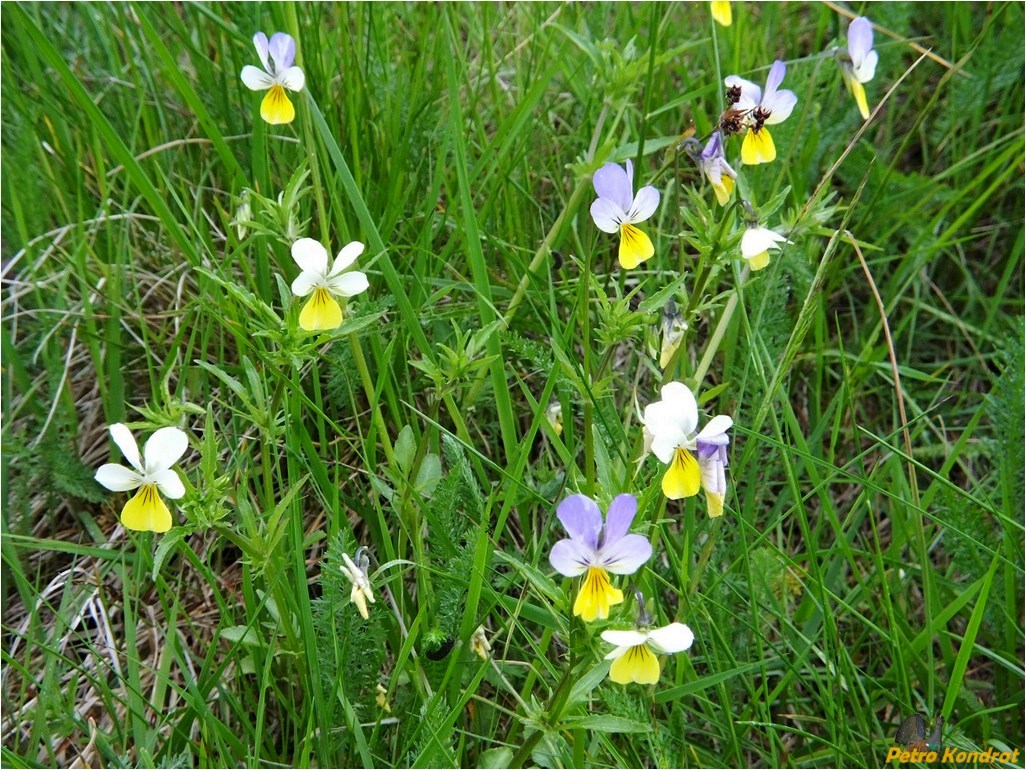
xmin=120 ymin=484 xmax=173 ymax=533
xmin=299 ymin=287 xmax=343 ymax=331
xmin=617 ymin=223 xmax=655 ymax=269
xmin=573 ymin=567 xmax=624 ymax=622
xmin=260 ymin=84 xmax=296 ymax=125
xmin=609 ymin=643 xmax=661 ymax=684
xmin=741 ymin=126 xmax=776 ymax=165
xmin=662 ymin=447 xmax=701 ymax=500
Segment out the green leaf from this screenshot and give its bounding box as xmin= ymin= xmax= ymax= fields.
xmin=563 ymin=714 xmax=653 ymax=733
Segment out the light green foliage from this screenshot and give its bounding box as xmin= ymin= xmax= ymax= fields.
xmin=1 ymin=3 xmax=1023 ymax=769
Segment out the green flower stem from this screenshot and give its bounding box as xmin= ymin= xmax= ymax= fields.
xmin=693 ymin=265 xmax=749 ymax=389
xmin=286 ymin=4 xmax=330 ymax=245
xmin=347 ymin=332 xmax=396 ymax=468
xmin=582 ymin=248 xmax=595 ymax=495
xmin=509 ymin=648 xmax=579 ymax=769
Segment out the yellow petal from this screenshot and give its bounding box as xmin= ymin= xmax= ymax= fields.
xmin=573 ymin=567 xmax=624 ymax=622
xmin=618 ymin=223 xmax=655 ymax=269
xmin=120 ymin=485 xmax=172 ymax=533
xmin=713 ymin=175 xmax=733 ymax=206
xmin=662 ymin=447 xmax=701 ymax=500
xmin=705 ymin=491 xmax=725 ymax=518
xmin=741 ymin=127 xmax=776 ymax=165
xmin=850 ymin=79 xmax=870 ymax=120
xmin=260 ymin=84 xmax=296 ymax=125
xmin=609 ymin=644 xmax=661 ymax=684
xmin=299 ymin=288 xmax=343 ymax=331
xmin=747 ymin=250 xmax=771 ymax=271
xmin=710 ymin=1 xmax=732 ymax=26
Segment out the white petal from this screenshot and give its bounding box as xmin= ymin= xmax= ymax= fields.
xmin=854 ymin=50 xmax=878 ymax=84
xmin=697 ymin=414 xmax=733 ymax=439
xmin=590 ymin=198 xmax=626 ymax=234
xmin=241 ymin=65 xmax=274 ymax=91
xmin=109 ymin=423 xmax=142 ymax=473
xmin=603 ymin=645 xmax=632 ymax=661
xmin=95 ymin=463 xmax=143 ymax=492
xmin=291 ymin=270 xmax=320 ymax=297
xmin=601 ymin=629 xmax=649 ymax=648
xmin=277 ymin=66 xmax=305 ymax=92
xmin=646 ymin=622 xmax=694 ymax=654
xmin=152 ymin=468 xmax=185 ymax=499
xmin=329 ymin=241 xmax=366 ymax=276
xmin=650 ymin=430 xmax=686 ymax=464
xmin=143 ymin=427 xmax=189 ymax=474
xmin=741 ymin=227 xmax=786 ymax=258
xmin=291 ymin=238 xmax=329 ymax=275
xmin=659 ymin=382 xmax=699 ymax=430
xmin=627 ymin=186 xmax=660 ymax=223
xmin=763 ymin=90 xmax=797 ymax=124
xmin=340 ymin=553 xmax=361 ymax=583
xmin=724 ymin=75 xmax=760 ymax=112
xmin=327 ymin=271 xmax=369 ymax=298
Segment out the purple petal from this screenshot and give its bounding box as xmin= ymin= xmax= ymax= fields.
xmin=556 ymin=494 xmax=602 ymax=550
xmin=549 ymin=538 xmax=593 ymax=577
xmin=702 ymin=131 xmax=724 ymax=161
xmin=599 ymin=533 xmax=652 ymax=575
xmin=601 ymin=494 xmax=638 ymax=548
xmin=253 ymin=32 xmax=271 ymax=74
xmin=268 ymin=32 xmax=296 ymax=72
xmin=848 ymin=17 xmax=874 ymax=63
xmin=592 ymin=163 xmax=633 ymax=213
xmin=763 ymin=61 xmax=787 ymax=102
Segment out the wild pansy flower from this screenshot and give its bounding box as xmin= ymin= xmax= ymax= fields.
xmin=341 ymin=549 xmax=374 ymax=619
xmin=839 ymin=17 xmax=878 ymax=120
xmin=546 ymin=400 xmax=564 ymax=437
xmin=642 ymin=382 xmax=732 ymax=502
xmin=741 ymin=223 xmax=787 ymax=270
xmin=724 ymin=61 xmax=797 ymax=165
xmin=602 ymin=622 xmax=694 ymax=684
xmin=710 ymin=1 xmax=732 ymax=27
xmin=94 ymin=423 xmax=188 ymax=533
xmin=241 ymin=32 xmax=306 ymax=125
xmin=590 ymin=159 xmax=661 ymax=269
xmin=375 ymin=683 xmax=392 ymax=713
xmin=696 ymin=420 xmax=731 ymax=517
xmin=470 ymin=625 xmax=491 ymax=661
xmin=549 ymin=493 xmax=652 ymax=622
xmin=658 ymin=300 xmax=688 ymax=369
xmin=290 ymin=238 xmax=369 ymax=331
xmin=699 ymin=132 xmax=737 ymax=206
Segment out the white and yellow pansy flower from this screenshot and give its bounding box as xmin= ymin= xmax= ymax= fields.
xmin=94 ymin=423 xmax=188 ymax=533
xmin=241 ymin=32 xmax=305 ymax=125
xmin=290 ymin=238 xmax=369 ymax=332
